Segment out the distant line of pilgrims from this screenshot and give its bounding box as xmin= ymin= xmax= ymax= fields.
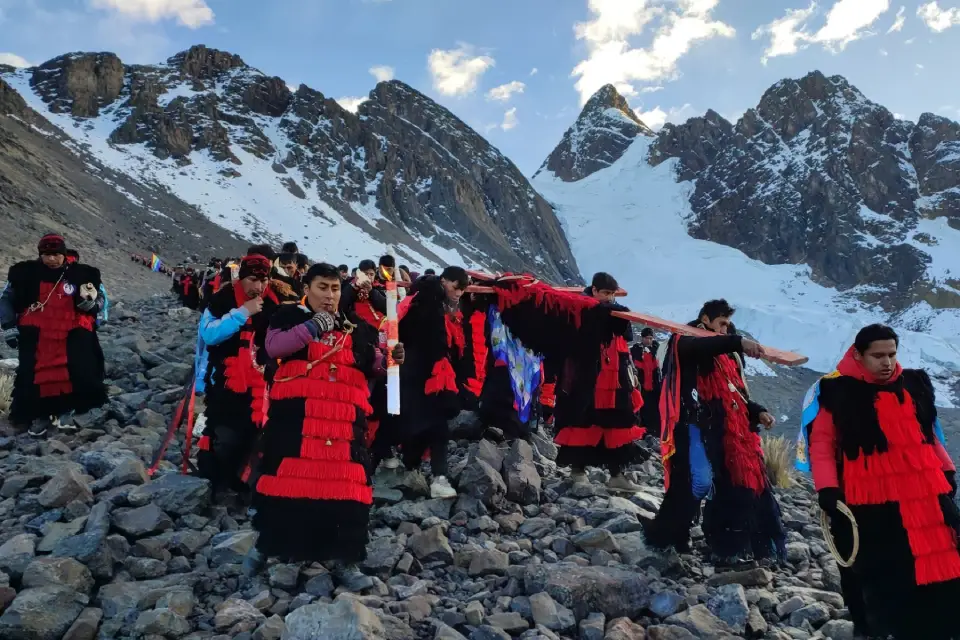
xmin=3 ymin=233 xmax=960 ymax=638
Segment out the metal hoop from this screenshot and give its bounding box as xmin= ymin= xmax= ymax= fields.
xmin=821 ymin=503 xmax=860 ymax=568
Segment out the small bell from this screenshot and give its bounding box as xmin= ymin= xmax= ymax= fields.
xmin=325 ymin=439 xmax=332 ymax=446
xmin=728 ymin=382 xmax=737 ymax=393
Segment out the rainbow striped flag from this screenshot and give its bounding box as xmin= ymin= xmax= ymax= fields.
xmin=150 ymin=254 xmax=163 ymax=272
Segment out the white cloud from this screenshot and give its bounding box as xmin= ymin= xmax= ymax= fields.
xmin=917 ymin=62 xmax=925 ymax=69
xmin=486 ymin=80 xmax=526 ymax=102
xmin=887 ymin=5 xmax=906 ymax=32
xmin=635 ymin=102 xmax=696 ymax=130
xmin=336 ymin=96 xmax=367 ymax=113
xmin=88 ymin=0 xmax=214 ymax=28
xmin=0 ymin=52 xmax=32 ymax=68
xmin=530 ymin=67 xmax=539 ymax=76
xmin=427 ymin=44 xmax=495 ymax=96
xmin=571 ymin=0 xmax=735 ymax=104
xmin=751 ymin=3 xmax=817 ymax=64
xmin=640 ymin=85 xmax=664 ymax=93
xmin=880 ymin=48 xmax=889 ymax=55
xmin=905 ymin=36 xmax=916 ymax=42
xmin=369 ymin=65 xmax=395 ymax=83
xmin=752 ymin=0 xmax=892 ymax=63
xmin=500 ymin=107 xmax=518 ymax=131
xmin=918 ymin=2 xmax=960 ymax=32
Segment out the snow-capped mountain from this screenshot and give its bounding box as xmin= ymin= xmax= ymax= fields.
xmin=535 ymin=73 xmax=960 ymax=402
xmin=0 ymin=46 xmax=578 ymax=279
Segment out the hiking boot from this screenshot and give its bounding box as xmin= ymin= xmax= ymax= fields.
xmin=57 ymin=412 xmax=77 ymax=433
xmin=570 ymin=469 xmax=589 ymax=484
xmin=430 ymin=475 xmax=457 ymax=499
xmin=28 ymin=418 xmax=51 ymax=437
xmin=607 ymin=474 xmax=644 ymax=494
xmin=710 ymin=553 xmax=756 ymax=569
xmin=241 ymin=548 xmax=266 ymax=577
xmin=334 ymin=564 xmax=373 ymax=592
xmin=382 ymin=456 xmax=401 ymax=470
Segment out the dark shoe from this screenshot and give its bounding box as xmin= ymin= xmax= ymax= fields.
xmin=28 ymin=418 xmax=51 ymax=437
xmin=241 ymin=548 xmax=266 ymax=577
xmin=334 ymin=564 xmax=373 ymax=592
xmin=711 ymin=553 xmax=756 ymax=569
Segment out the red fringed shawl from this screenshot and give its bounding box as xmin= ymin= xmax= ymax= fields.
xmin=257 ymin=332 xmax=374 ymax=504
xmin=697 ymin=354 xmax=766 ymax=495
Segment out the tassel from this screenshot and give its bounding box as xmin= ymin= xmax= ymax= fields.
xmin=424 ymin=358 xmax=458 ymax=395
xmin=276 ymin=457 xmax=368 ymax=483
xmin=302 ymin=418 xmax=359 ymax=441
xmin=300 ymin=438 xmax=355 ymax=462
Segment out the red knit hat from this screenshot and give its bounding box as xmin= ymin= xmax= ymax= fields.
xmin=38 ymin=234 xmax=66 ymax=255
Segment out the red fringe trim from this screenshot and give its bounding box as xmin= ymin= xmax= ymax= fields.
xmin=540 ymin=382 xmax=556 ymax=408
xmin=554 ymin=426 xmax=645 ymax=449
xmin=698 ymin=354 xmax=766 ymax=494
xmin=639 ymin=352 xmax=658 ymax=392
xmin=276 ymin=458 xmax=368 ymax=482
xmin=425 ymin=358 xmax=458 ymax=395
xmin=271 ymin=376 xmax=370 ymax=406
xmin=464 ymin=378 xmax=483 ymax=398
xmin=301 ymin=418 xmax=359 ymax=441
xmin=916 ymin=551 xmax=960 ymax=586
xmin=445 ymin=312 xmax=465 ymax=357
xmin=469 ymin=310 xmax=487 ymax=388
xmin=631 ymin=388 xmax=643 ymax=414
xmin=300 ymin=437 xmax=354 ymax=462
xmin=39 ymin=382 xmax=72 ymax=398
xmin=496 ymin=278 xmax=594 ymax=329
xmin=304 ymin=398 xmax=371 ymax=420
xmin=256 ymin=476 xmax=373 ymax=504
xmin=308 ymin=335 xmax=356 ymax=365
xmin=197 ymin=435 xmax=211 ymax=451
xmin=274 ymin=361 xmax=368 ymax=387
xmin=365 ymin=420 xmax=379 ymax=448
xmin=594 ymin=336 xmax=628 ymax=409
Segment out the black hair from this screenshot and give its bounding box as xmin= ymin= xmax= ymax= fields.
xmin=278 ymin=252 xmax=296 ymax=264
xmin=358 ymin=259 xmax=376 ymax=272
xmin=281 ymin=242 xmax=299 ymax=254
xmin=424 ymin=268 xmax=436 ymax=276
xmin=641 ymin=327 xmax=654 ymax=338
xmin=854 ymin=324 xmax=899 ymax=353
xmin=698 ymin=299 xmax=735 ymax=322
xmin=297 ymin=254 xmax=308 ymax=269
xmin=65 ymin=249 xmax=80 ymax=259
xmin=440 ymin=266 xmax=469 ymax=289
xmin=379 ymin=254 xmax=396 ymax=269
xmin=727 ymin=322 xmax=738 ymax=335
xmin=303 ymin=262 xmax=341 ymax=286
xmin=591 ymin=272 xmax=618 ymax=291
xmin=338 ymin=264 xmax=349 ymax=272
xmin=399 ymin=265 xmax=409 ymax=273
xmin=247 ymin=244 xmax=275 ymax=260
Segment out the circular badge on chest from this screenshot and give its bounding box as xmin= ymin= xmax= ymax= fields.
xmin=62 ymin=283 xmax=75 ymax=295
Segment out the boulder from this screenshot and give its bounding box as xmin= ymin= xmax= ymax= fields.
xmin=37 ymin=467 xmax=93 ymax=508
xmin=664 ymin=604 xmax=732 ymax=638
xmin=523 ymin=563 xmax=652 ymax=621
xmin=134 ymin=608 xmax=191 ymax=636
xmin=706 ymin=584 xmax=748 ymax=634
xmin=503 ymin=439 xmax=541 ymax=505
xmin=282 ymin=597 xmax=385 ymax=639
xmin=21 ymin=558 xmax=95 ymax=595
xmin=111 ymin=503 xmax=174 ymax=538
xmin=407 ymin=526 xmax=453 ymax=564
xmin=0 ymin=533 xmax=36 ymax=580
xmin=127 ymin=473 xmax=211 ymax=515
xmin=0 ymin=586 xmax=88 ymax=640
xmin=457 ymin=457 xmax=506 ymax=507
xmin=528 ymin=591 xmax=575 ymax=632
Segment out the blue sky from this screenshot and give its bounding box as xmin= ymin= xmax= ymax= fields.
xmin=2 ymin=0 xmax=960 ymax=175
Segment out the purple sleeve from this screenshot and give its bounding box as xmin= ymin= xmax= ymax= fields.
xmin=371 ymin=348 xmax=386 ymax=377
xmin=266 ymin=322 xmax=315 ymax=359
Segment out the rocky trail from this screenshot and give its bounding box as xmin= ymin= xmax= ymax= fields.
xmin=0 ymin=295 xmax=857 ymax=640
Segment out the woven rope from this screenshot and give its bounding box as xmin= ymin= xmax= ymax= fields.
xmin=820 ymin=503 xmax=860 ymax=568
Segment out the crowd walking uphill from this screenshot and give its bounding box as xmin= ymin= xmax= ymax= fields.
xmin=0 ymin=233 xmax=957 ymax=639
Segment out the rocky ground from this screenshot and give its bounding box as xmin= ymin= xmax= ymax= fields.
xmin=0 ymin=294 xmax=862 ymax=640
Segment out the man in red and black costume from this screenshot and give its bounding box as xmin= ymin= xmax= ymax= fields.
xmin=244 ymin=262 xmax=404 ymax=590
xmin=195 ymin=254 xmax=278 ymax=495
xmin=1 ymin=234 xmax=106 ymax=437
xmin=631 ymin=328 xmax=662 ymax=432
xmin=179 ymin=267 xmax=200 ymax=310
xmin=548 ymin=272 xmax=646 ymax=492
xmin=645 ymin=299 xmax=785 ymax=565
xmin=371 ymin=267 xmax=469 ymax=499
xmin=807 ymin=324 xmax=960 ymax=639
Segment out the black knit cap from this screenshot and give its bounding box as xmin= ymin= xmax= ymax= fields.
xmin=239 ymin=254 xmax=272 ymax=280
xmin=38 ymin=234 xmax=67 ymax=256
xmin=641 ymin=327 xmax=654 ymax=338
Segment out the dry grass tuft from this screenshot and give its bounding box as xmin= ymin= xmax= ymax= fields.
xmin=762 ymin=434 xmax=795 ymax=489
xmin=0 ymin=369 xmax=13 ymax=416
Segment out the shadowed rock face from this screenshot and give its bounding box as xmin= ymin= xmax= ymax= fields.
xmin=7 ymin=45 xmax=580 ymax=283
xmin=543 ymin=73 xmax=960 ymax=310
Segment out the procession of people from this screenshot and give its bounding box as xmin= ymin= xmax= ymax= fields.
xmin=5 ymin=231 xmax=960 ymax=638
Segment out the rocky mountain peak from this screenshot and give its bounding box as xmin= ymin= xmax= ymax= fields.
xmin=535 ymin=84 xmax=654 ymax=182
xmin=1 ymin=46 xmax=579 ymax=283
xmin=640 ymin=70 xmax=960 ymax=311
xmin=167 ymin=45 xmax=246 ymax=81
